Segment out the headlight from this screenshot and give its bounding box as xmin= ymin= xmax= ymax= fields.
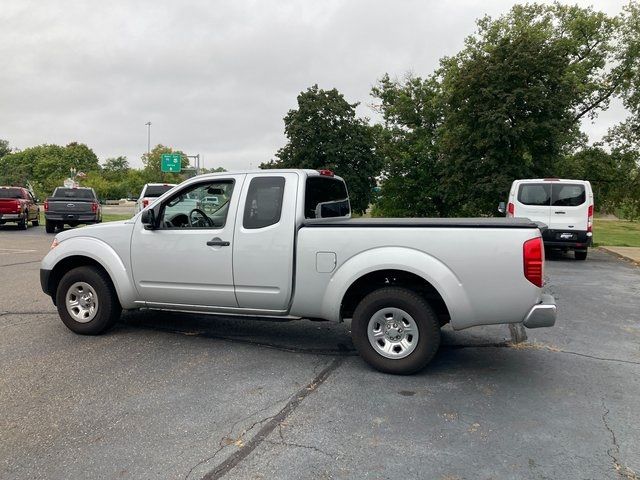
xmin=50 ymin=238 xmax=60 ymax=250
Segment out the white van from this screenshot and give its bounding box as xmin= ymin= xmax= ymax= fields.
xmin=501 ymin=179 xmax=594 ymax=260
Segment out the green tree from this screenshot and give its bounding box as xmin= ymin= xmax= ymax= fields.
xmin=142 ymin=144 xmax=189 ymax=182
xmin=103 ymin=156 xmax=130 ymax=178
xmin=371 ymin=75 xmax=444 ymax=216
xmin=0 ymin=143 xmax=100 ymax=198
xmin=263 ymin=85 xmax=381 ymax=214
xmin=374 ymin=3 xmax=636 ymax=217
xmin=0 ymin=139 xmax=10 ymax=158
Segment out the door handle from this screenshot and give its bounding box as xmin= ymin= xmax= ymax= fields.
xmin=206 ymin=238 xmax=230 ymax=247
xmin=554 ymin=211 xmax=566 ymax=214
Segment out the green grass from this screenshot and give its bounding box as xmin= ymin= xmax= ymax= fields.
xmin=102 ymin=213 xmax=133 ymax=222
xmin=594 ymin=219 xmax=640 ymax=247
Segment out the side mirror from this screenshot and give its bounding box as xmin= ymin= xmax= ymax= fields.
xmin=140 ymin=208 xmax=157 ymax=229
xmin=497 ymin=201 xmax=506 ymax=215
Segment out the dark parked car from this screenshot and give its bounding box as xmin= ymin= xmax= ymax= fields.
xmin=44 ymin=187 xmax=102 ymax=233
xmin=0 ymin=186 xmax=40 ymax=230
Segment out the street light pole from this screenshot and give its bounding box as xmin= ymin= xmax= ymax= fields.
xmin=145 ymin=121 xmax=152 ymax=154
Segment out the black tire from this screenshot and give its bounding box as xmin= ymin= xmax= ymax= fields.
xmin=575 ymin=250 xmax=588 ymax=261
xmin=351 ymin=287 xmax=441 ymax=374
xmin=18 ymin=215 xmax=27 ymax=230
xmin=32 ymin=210 xmax=40 ymax=226
xmin=55 ymin=266 xmax=121 ymax=335
xmin=45 ymin=219 xmax=55 ymax=233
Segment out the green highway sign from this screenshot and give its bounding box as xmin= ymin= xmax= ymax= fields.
xmin=161 ymin=153 xmax=182 ymax=173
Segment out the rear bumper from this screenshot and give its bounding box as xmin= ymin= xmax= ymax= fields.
xmin=542 ymin=229 xmax=592 ymax=249
xmin=45 ymin=214 xmax=99 ymax=223
xmin=0 ymin=213 xmax=23 ymax=221
xmin=523 ymin=294 xmax=557 ymax=328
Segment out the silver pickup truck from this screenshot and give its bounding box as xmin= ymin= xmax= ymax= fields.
xmin=40 ymin=169 xmax=556 ymax=374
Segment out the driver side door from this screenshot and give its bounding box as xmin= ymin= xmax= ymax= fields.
xmin=131 ymin=175 xmax=245 ymax=309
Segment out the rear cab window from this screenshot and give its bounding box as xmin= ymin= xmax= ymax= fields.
xmin=145 ymin=185 xmax=175 ymax=197
xmin=53 ymin=188 xmax=95 ymax=199
xmin=0 ymin=188 xmax=24 ymax=199
xmin=304 ymin=176 xmax=350 ymax=218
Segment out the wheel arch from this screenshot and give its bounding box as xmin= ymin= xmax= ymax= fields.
xmin=43 ymin=237 xmax=137 ymax=309
xmin=321 ymin=246 xmax=473 ymax=328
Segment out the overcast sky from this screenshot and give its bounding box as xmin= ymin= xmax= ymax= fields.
xmin=0 ymin=0 xmax=630 ymax=170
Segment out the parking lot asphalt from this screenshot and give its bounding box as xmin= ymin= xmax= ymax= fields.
xmin=1 ymin=224 xmax=639 ymax=479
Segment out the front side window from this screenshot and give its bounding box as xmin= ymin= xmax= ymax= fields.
xmin=552 ymin=184 xmax=586 ymax=207
xmin=518 ymin=184 xmax=551 ymax=206
xmin=304 ymin=176 xmax=350 ymax=218
xmin=160 ymin=180 xmax=234 ymax=229
xmin=243 ymin=177 xmax=285 ymax=229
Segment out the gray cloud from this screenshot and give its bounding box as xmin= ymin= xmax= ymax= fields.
xmin=0 ymin=0 xmax=630 ymax=170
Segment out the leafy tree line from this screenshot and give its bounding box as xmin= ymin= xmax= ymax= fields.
xmin=268 ymin=2 xmax=640 ymax=219
xmin=0 ymin=142 xmax=224 ymax=201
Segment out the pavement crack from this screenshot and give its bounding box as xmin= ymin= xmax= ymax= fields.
xmin=200 ymin=357 xmax=345 ymax=479
xmin=264 ymin=438 xmax=334 ymax=457
xmin=183 ymin=395 xmax=289 ymax=480
xmin=601 ymin=400 xmax=638 ymax=479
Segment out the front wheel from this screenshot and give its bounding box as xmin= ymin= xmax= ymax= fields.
xmin=351 ymin=287 xmax=441 ymax=374
xmin=55 ymin=266 xmax=121 ymax=335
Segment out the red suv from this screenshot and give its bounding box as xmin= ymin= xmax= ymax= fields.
xmin=0 ymin=186 xmax=40 ymax=230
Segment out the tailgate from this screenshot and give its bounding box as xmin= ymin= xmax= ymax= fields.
xmin=0 ymin=199 xmax=20 ymax=214
xmin=48 ymin=200 xmax=93 ymax=214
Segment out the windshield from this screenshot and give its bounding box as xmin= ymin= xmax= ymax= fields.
xmin=145 ymin=185 xmax=175 ymax=197
xmin=0 ymin=188 xmax=23 ymax=199
xmin=54 ymin=188 xmax=95 ymax=199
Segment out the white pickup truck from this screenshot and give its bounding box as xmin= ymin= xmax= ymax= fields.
xmin=40 ymin=169 xmax=556 ymax=374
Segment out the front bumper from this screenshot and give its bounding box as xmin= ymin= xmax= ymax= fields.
xmin=523 ymin=294 xmax=557 ymax=328
xmin=40 ymin=269 xmax=52 ymax=297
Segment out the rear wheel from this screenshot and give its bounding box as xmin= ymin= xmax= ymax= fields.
xmin=45 ymin=220 xmax=55 ymax=233
xmin=351 ymin=287 xmax=441 ymax=374
xmin=55 ymin=266 xmax=121 ymax=334
xmin=18 ymin=214 xmax=27 ymax=230
xmin=32 ymin=210 xmax=40 ymax=226
xmin=575 ymin=250 xmax=588 ymax=261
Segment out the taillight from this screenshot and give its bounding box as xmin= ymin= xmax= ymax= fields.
xmin=507 ymin=202 xmax=515 ymax=217
xmin=44 ymin=200 xmax=49 ymax=211
xmin=91 ymin=202 xmax=98 ymax=213
xmin=142 ymin=199 xmax=149 ymax=208
xmin=587 ymin=204 xmax=593 ymax=233
xmin=14 ymin=200 xmax=21 ymax=212
xmin=523 ymin=237 xmax=544 ymax=288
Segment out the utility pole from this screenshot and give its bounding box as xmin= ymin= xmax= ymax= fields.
xmin=145 ymin=121 xmax=152 ymax=154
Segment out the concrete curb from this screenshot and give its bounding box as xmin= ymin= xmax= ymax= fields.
xmin=598 ymin=246 xmax=640 ymax=267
